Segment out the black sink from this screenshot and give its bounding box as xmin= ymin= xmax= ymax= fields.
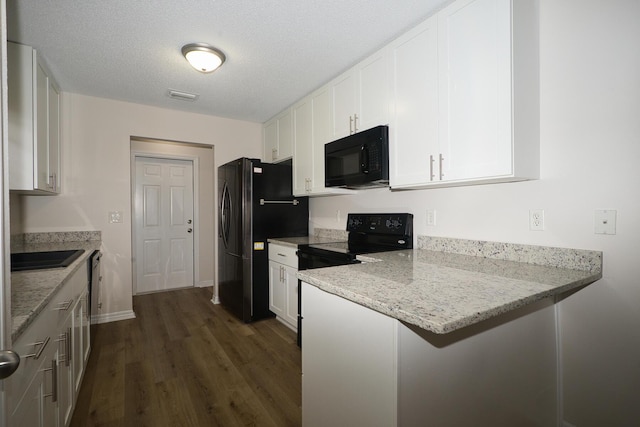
xmin=11 ymin=249 xmax=85 ymax=272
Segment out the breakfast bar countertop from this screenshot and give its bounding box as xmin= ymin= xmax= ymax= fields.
xmin=297 ymin=236 xmax=603 ymax=334
xmin=11 ymin=236 xmax=102 ymax=341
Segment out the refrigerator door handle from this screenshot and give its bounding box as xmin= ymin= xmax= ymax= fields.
xmin=220 ymin=182 xmax=232 ymax=248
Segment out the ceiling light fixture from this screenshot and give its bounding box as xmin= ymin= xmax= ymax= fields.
xmin=182 ymin=43 xmax=226 ymax=73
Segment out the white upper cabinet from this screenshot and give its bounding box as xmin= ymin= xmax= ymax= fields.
xmin=8 ymin=42 xmax=62 ymax=194
xmin=270 ymin=0 xmax=539 ymax=194
xmin=293 ymin=87 xmax=353 ymax=197
xmin=263 ymin=108 xmax=293 ymax=163
xmin=293 ymin=96 xmax=313 ymax=196
xmin=331 ymin=50 xmax=391 ymax=140
xmin=389 ymin=16 xmax=439 ymax=188
xmin=391 ymin=0 xmax=539 ymax=189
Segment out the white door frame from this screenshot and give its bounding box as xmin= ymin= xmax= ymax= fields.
xmin=130 ymin=151 xmax=200 ymax=295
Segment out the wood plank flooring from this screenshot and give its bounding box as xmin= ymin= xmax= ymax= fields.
xmin=70 ymin=287 xmax=302 ymax=427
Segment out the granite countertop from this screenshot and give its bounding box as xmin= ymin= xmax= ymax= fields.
xmin=268 ymin=235 xmax=347 ymax=248
xmin=297 ymin=237 xmax=602 ymax=334
xmin=11 ymin=235 xmax=102 ymax=341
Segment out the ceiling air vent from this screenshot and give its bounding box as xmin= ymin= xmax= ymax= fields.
xmin=167 ymin=89 xmax=199 ymax=102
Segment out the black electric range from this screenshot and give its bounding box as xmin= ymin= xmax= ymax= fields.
xmin=296 ymin=213 xmax=414 ymax=345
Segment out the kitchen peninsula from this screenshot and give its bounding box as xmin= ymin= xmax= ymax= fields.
xmin=298 ymin=236 xmax=602 ymax=426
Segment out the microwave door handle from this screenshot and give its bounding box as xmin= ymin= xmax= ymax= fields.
xmin=360 ymin=144 xmax=369 ymax=174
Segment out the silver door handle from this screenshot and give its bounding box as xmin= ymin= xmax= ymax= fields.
xmin=0 ymin=351 xmax=20 ymax=379
xmin=187 ymin=219 xmax=192 ymax=224
xmin=187 ymin=228 xmax=193 ymax=233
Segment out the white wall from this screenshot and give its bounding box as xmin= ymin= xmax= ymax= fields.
xmin=310 ymin=0 xmax=640 ymax=424
xmin=20 ymin=93 xmax=261 ymax=317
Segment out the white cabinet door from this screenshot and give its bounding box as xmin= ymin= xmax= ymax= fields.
xmin=263 ymin=109 xmax=293 ymax=163
xmin=57 ymin=319 xmax=73 ymax=427
xmin=292 ymin=96 xmax=313 ymax=196
xmin=9 ymin=369 xmax=43 ymax=427
xmin=302 ymin=282 xmax=397 ymax=427
xmin=330 ymin=71 xmax=357 ymax=139
xmin=268 ymin=260 xmax=286 ymax=318
xmin=82 ymin=290 xmax=91 ymax=365
xmin=35 ymin=61 xmax=50 ymax=191
xmin=283 ymin=265 xmax=299 ymax=328
xmin=357 ymin=49 xmax=391 ymax=132
xmin=291 ymin=87 xmax=354 ymax=197
xmin=331 ymin=49 xmax=390 ymax=140
xmin=48 ymin=78 xmax=61 ymax=193
xmin=438 ymin=0 xmax=513 ymax=182
xmin=389 ymin=16 xmax=439 ymax=188
xmin=263 ymin=118 xmax=278 ymax=162
xmin=8 ymin=42 xmax=61 ymax=194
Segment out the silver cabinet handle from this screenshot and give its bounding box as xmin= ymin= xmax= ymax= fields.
xmin=43 ymin=359 xmax=58 ymax=402
xmin=439 ymin=153 xmax=444 ymax=180
xmin=67 ymin=328 xmax=72 ymax=366
xmin=54 ymin=299 xmax=73 ymax=311
xmin=25 ymin=336 xmax=50 ymax=359
xmin=349 ymin=116 xmax=354 ymax=134
xmin=354 ymin=113 xmax=359 ymax=133
xmin=429 ymin=155 xmax=435 ymax=181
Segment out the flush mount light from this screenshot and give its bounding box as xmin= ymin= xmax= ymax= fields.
xmin=182 ymin=43 xmax=226 ymax=73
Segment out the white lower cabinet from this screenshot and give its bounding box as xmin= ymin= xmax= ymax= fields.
xmin=301 ymin=282 xmax=397 ymax=427
xmin=301 ymin=281 xmax=558 ymax=426
xmin=9 ymin=262 xmax=91 ymax=427
xmin=268 ymin=243 xmax=299 ymax=331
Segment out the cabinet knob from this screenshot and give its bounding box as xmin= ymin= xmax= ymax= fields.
xmin=0 ymin=351 xmax=20 ymax=380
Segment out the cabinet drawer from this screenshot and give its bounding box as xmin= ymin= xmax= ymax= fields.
xmin=8 ymin=309 xmax=56 ymax=413
xmin=268 ymin=244 xmax=298 ymax=269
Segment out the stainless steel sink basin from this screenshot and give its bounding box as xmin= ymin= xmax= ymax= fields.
xmin=10 ymin=249 xmax=85 ymax=272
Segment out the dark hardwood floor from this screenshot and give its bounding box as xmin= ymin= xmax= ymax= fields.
xmin=70 ymin=287 xmax=302 ymax=427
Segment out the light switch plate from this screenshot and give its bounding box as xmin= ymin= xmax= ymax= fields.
xmin=109 ymin=211 xmax=123 ymax=224
xmin=594 ymin=210 xmax=616 ymax=235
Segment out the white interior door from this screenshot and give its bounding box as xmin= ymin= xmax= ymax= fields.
xmin=135 ymin=157 xmax=194 ymax=294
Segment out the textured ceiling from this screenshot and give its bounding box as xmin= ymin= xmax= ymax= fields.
xmin=7 ymin=0 xmax=450 ymax=123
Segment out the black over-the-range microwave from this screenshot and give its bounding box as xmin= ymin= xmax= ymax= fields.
xmin=324 ymin=125 xmax=389 ymax=189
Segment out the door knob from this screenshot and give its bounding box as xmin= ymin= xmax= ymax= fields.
xmin=0 ymin=350 xmax=20 ymax=379
xmin=187 ymin=220 xmax=192 ymax=224
xmin=187 ymin=228 xmax=193 ymax=233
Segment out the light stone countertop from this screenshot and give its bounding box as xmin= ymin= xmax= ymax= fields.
xmin=297 ymin=237 xmax=602 ymax=334
xmin=11 ymin=235 xmax=102 ymax=341
xmin=268 ymin=228 xmax=350 ymax=248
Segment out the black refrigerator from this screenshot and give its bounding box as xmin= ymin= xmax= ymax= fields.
xmin=218 ymin=158 xmax=308 ymax=322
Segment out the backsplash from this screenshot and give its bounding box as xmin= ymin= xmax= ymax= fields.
xmin=313 ymin=228 xmax=348 ymax=241
xmin=418 ymin=236 xmax=602 ymax=273
xmin=12 ymin=231 xmax=102 ymax=251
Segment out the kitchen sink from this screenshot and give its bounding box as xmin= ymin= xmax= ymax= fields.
xmin=10 ymin=249 xmax=85 ymax=272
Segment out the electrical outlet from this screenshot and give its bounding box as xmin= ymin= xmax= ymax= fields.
xmin=529 ymin=209 xmax=544 ymax=231
xmin=426 ymin=209 xmax=436 ymax=226
xmin=109 ymin=211 xmax=123 ymax=224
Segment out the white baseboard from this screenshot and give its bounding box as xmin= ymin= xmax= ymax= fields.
xmin=563 ymin=422 xmax=577 ymax=427
xmin=91 ymin=310 xmax=136 ymax=324
xmin=211 ymin=295 xmax=220 ymax=304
